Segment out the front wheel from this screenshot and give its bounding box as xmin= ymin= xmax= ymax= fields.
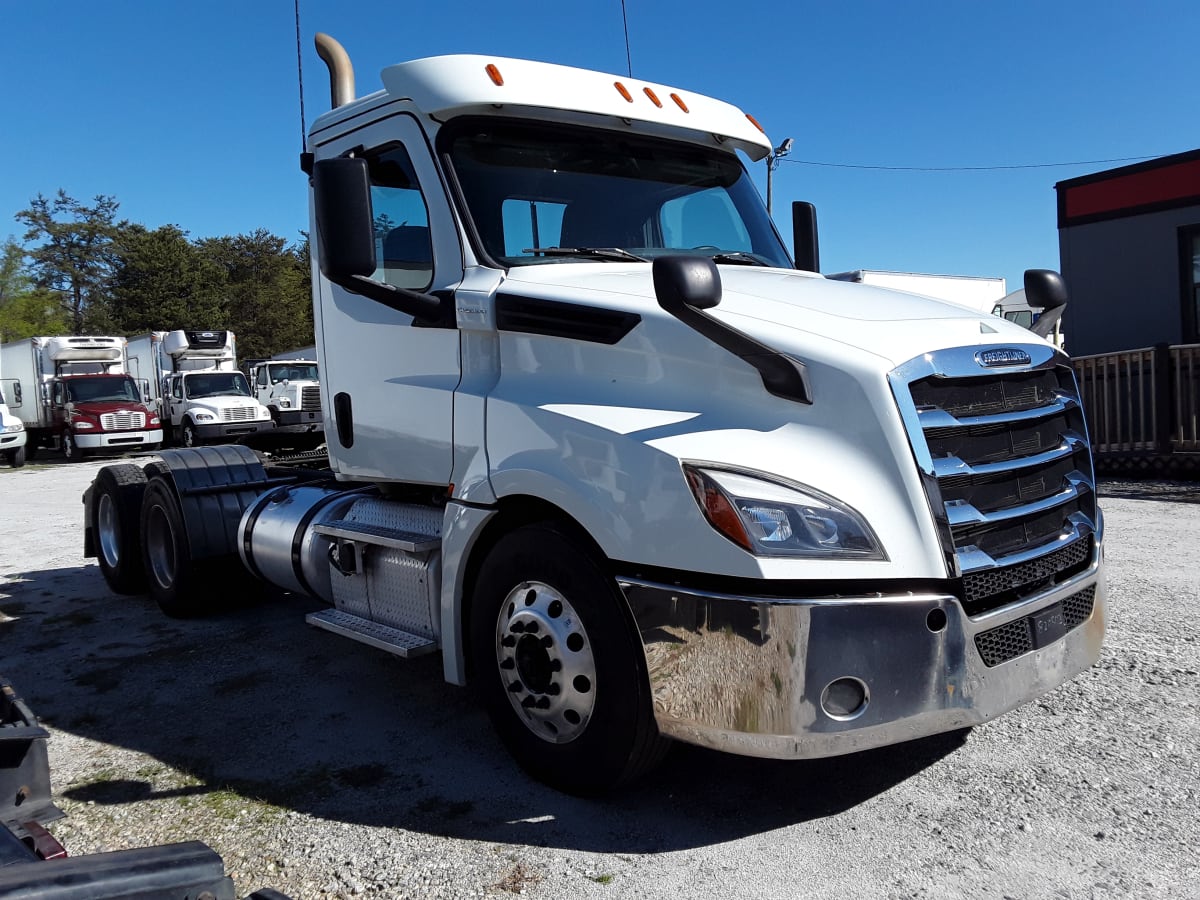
xmin=6 ymin=446 xmax=24 ymax=468
xmin=180 ymin=420 xmax=200 ymax=448
xmin=62 ymin=430 xmax=87 ymax=461
xmin=469 ymin=522 xmax=669 ymax=795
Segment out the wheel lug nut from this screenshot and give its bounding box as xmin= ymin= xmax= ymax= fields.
xmin=549 ymin=659 xmax=561 ymax=672
xmin=541 ymin=636 xmax=553 ymax=648
xmin=501 ymin=635 xmax=516 ymax=647
xmin=507 ymin=681 xmax=524 ymax=693
xmin=525 ymin=621 xmax=540 ymax=634
xmin=521 ymin=696 xmax=538 ymax=708
xmin=535 ymin=697 xmax=551 ymax=709
xmin=499 ymin=658 xmax=514 ymax=670
xmin=547 ymin=683 xmax=560 ymax=695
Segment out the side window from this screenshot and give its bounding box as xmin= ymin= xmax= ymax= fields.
xmin=660 ymin=188 xmax=752 ymax=252
xmin=257 ymin=368 xmax=267 ymax=387
xmin=502 ymin=200 xmax=566 ymax=256
xmin=172 ymin=378 xmax=183 ymax=400
xmin=52 ymin=383 xmax=64 ymax=406
xmin=368 ymin=145 xmax=433 ymax=291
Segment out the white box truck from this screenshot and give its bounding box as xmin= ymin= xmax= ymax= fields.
xmin=0 ymin=336 xmax=162 ymax=461
xmin=0 ymin=361 xmax=27 ymax=468
xmin=83 ymin=37 xmax=1106 ymax=794
xmin=126 ymin=330 xmax=273 ymax=447
xmin=247 ymin=357 xmax=324 ymax=450
xmin=827 ymin=270 xmax=1008 ymax=316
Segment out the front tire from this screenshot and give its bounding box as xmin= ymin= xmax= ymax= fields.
xmin=92 ymin=464 xmax=148 ymax=594
xmin=62 ymin=430 xmax=87 ymax=461
xmin=6 ymin=446 xmax=24 ymax=468
xmin=180 ymin=420 xmax=200 ymax=448
xmin=469 ymin=522 xmax=669 ymax=795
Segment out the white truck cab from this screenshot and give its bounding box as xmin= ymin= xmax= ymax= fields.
xmin=84 ymin=37 xmax=1105 ymax=794
xmin=163 ymin=369 xmax=273 ymax=448
xmin=249 ymin=359 xmax=324 ymax=448
xmin=0 ymin=380 xmax=27 ymax=467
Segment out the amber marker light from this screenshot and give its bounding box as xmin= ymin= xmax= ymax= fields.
xmin=745 ymin=113 xmax=766 ymax=134
xmin=670 ymin=93 xmax=689 ymax=113
xmin=614 ymin=81 xmax=634 ymax=102
xmin=643 ymin=87 xmax=662 ymax=108
xmin=685 ymin=468 xmax=753 ymax=552
xmin=485 ymin=64 xmax=504 ymax=86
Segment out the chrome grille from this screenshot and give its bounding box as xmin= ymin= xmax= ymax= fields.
xmin=891 ymin=346 xmax=1098 ymax=617
xmin=222 ymin=406 xmax=256 ymax=422
xmin=99 ymin=411 xmax=146 ymax=430
xmin=301 ymin=385 xmax=322 ymax=412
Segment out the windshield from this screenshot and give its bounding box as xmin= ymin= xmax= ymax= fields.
xmin=64 ymin=376 xmax=141 ymax=404
xmin=184 ymin=372 xmax=251 ymax=399
xmin=443 ymin=118 xmax=792 ymax=269
xmin=267 ymin=363 xmax=318 ymax=383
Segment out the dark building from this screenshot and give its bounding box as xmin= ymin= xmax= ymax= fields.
xmin=1056 ymin=149 xmax=1200 ymax=356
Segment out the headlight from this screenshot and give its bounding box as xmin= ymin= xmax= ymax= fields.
xmin=259 ymin=407 xmax=271 ymax=420
xmin=149 ymin=415 xmax=160 ymax=426
xmin=2 ymin=423 xmax=22 ymax=434
xmin=277 ymin=397 xmax=292 ymax=408
xmin=194 ymin=412 xmax=215 ymax=422
xmin=72 ymin=419 xmax=97 ymax=430
xmin=683 ymin=464 xmax=885 ymax=559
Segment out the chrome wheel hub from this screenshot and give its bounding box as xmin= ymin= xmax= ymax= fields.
xmin=97 ymin=493 xmax=120 ymax=569
xmin=495 ymin=581 xmax=596 ymax=744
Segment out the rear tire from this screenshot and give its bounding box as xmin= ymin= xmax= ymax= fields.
xmin=469 ymin=522 xmax=670 ymax=795
xmin=92 ymin=464 xmax=149 ymax=594
xmin=140 ymin=477 xmax=205 ymax=617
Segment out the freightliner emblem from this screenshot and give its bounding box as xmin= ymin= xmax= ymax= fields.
xmin=976 ymin=348 xmax=1032 ymax=368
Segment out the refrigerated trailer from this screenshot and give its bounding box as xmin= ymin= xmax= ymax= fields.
xmin=83 ymin=36 xmax=1106 ymax=794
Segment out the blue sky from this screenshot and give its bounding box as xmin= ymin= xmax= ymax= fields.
xmin=1 ymin=0 xmax=1194 ymax=294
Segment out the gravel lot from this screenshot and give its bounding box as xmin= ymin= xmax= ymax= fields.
xmin=1 ymin=457 xmax=1197 ymax=899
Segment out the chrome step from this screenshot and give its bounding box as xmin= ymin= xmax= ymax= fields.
xmin=312 ymin=521 xmax=440 ymax=553
xmin=305 ymin=609 xmax=437 ymax=658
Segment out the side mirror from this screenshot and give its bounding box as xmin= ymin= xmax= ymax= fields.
xmin=313 ymin=157 xmax=377 ymax=282
xmin=1024 ymin=269 xmax=1069 ymax=340
xmin=652 ymin=256 xmax=721 ymax=313
xmin=312 ymin=156 xmax=446 ymax=322
xmin=791 ymin=201 xmax=820 ymax=273
xmin=1024 ymin=269 xmax=1068 ymax=313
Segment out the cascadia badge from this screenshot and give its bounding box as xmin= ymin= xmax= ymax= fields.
xmin=976 ymin=348 xmax=1032 ymax=368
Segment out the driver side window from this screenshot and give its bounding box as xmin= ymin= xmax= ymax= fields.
xmin=368 ymin=146 xmax=433 ymax=291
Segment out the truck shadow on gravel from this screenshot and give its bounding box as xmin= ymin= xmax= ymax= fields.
xmin=3 ymin=563 xmax=965 ymax=853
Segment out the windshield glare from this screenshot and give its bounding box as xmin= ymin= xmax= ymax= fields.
xmin=65 ymin=376 xmax=140 ymax=404
xmin=185 ymin=372 xmax=251 ymax=398
xmin=444 ymin=119 xmax=792 ymax=269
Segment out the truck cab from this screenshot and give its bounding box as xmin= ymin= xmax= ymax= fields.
xmin=51 ymin=373 xmax=161 ymax=460
xmin=250 ymin=359 xmax=323 ymax=448
xmin=83 ymin=39 xmax=1105 ymax=794
xmin=163 ymin=370 xmax=273 ymax=448
xmin=0 ymin=380 xmax=26 ymax=467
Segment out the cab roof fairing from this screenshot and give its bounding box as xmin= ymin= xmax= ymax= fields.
xmin=306 ymin=54 xmax=773 ymax=161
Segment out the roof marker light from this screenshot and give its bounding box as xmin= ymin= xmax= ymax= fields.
xmin=643 ymin=87 xmax=662 ymax=108
xmin=745 ymin=114 xmax=766 ymax=134
xmin=614 ymin=81 xmax=634 ymax=103
xmin=670 ymin=93 xmax=689 ymax=113
xmin=486 ymin=64 xmax=504 ymax=86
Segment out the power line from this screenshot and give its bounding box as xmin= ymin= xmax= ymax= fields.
xmin=780 ymin=154 xmax=1165 ymax=172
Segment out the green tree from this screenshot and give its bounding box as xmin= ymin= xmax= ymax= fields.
xmin=196 ymin=229 xmax=313 ymax=360
xmin=108 ymin=224 xmax=228 ymax=333
xmin=15 ymin=191 xmax=122 ymax=334
xmin=0 ymin=237 xmax=69 ymax=341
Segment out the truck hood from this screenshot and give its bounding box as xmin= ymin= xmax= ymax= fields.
xmin=188 ymin=396 xmax=262 ymax=411
xmin=70 ymin=401 xmax=156 ymax=417
xmin=501 ymin=263 xmax=1043 ymax=368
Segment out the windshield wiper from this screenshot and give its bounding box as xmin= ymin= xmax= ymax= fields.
xmin=523 ymin=246 xmax=648 ymax=262
xmin=709 ymin=251 xmax=769 ymax=266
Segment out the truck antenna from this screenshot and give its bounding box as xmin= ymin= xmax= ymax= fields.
xmin=620 ymin=0 xmax=633 ymax=77
xmin=294 ymin=0 xmax=307 ymax=152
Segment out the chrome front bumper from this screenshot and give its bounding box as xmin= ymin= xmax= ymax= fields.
xmin=620 ymin=545 xmax=1106 ymax=760
xmin=76 ymin=428 xmax=163 ymax=449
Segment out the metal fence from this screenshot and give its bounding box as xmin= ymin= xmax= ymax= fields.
xmin=1072 ymin=343 xmax=1200 ymax=458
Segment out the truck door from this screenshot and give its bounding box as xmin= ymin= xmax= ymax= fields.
xmin=50 ymin=381 xmax=67 ymax=432
xmin=313 ymin=114 xmax=462 ymax=485
xmin=167 ymin=376 xmax=185 ymax=426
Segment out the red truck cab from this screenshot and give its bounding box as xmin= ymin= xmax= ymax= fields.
xmin=51 ymin=374 xmax=163 ymax=460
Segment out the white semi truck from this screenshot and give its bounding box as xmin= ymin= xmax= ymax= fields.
xmin=126 ymin=330 xmax=273 ymax=447
xmin=0 ymin=336 xmax=162 ymax=460
xmin=83 ymin=37 xmax=1106 ymax=794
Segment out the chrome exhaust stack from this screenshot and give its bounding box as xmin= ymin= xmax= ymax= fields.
xmin=315 ymin=33 xmax=355 ymax=108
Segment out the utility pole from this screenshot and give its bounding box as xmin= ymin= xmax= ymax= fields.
xmin=766 ymin=137 xmax=793 ymax=217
